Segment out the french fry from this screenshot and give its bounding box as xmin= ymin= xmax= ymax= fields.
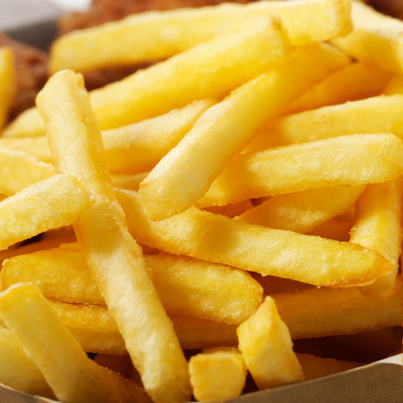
xmin=0 ymin=283 xmax=152 ymax=403
xmin=237 ymin=296 xmax=304 ymax=389
xmin=2 ymin=249 xmax=263 ymax=324
xmin=199 ymin=134 xmax=403 ymax=207
xmin=0 ymin=149 xmax=54 ymax=196
xmin=250 ymin=273 xmax=313 ymax=296
xmin=140 ymin=43 xmax=349 ymax=220
xmin=203 ymin=199 xmax=253 ymax=218
xmin=296 ymin=354 xmax=362 ymax=381
xmin=273 ymin=275 xmax=402 ymax=339
xmin=0 ymin=327 xmax=55 ymax=399
xmin=245 ymin=95 xmax=403 ymax=151
xmin=8 ymin=13 xmax=290 ymax=138
xmin=384 ymin=73 xmax=403 ymax=95
xmin=237 ymin=185 xmax=364 ymax=233
xmin=189 ymin=347 xmax=246 ymax=402
xmin=117 ymin=189 xmax=393 ymax=288
xmin=332 ymin=2 xmax=403 ymax=73
xmin=0 ymin=175 xmax=92 ymax=251
xmin=351 ymin=179 xmax=403 ymax=295
xmin=37 ymin=70 xmax=191 ymax=403
xmin=111 ymin=172 xmax=149 ymax=191
xmin=50 ymin=0 xmax=351 ymax=73
xmin=285 ymin=63 xmax=393 ymax=115
xmin=0 ymin=47 xmax=15 ymax=130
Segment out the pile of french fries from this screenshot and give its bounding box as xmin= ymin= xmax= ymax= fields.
xmin=0 ymin=0 xmax=402 ymax=402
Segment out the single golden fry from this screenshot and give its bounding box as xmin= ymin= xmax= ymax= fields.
xmin=0 ymin=149 xmax=54 ymax=196
xmin=273 ymin=275 xmax=402 ymax=339
xmin=200 ymin=134 xmax=403 ymax=206
xmin=286 ymin=62 xmax=393 ymax=115
xmin=0 ymin=47 xmax=16 ymax=130
xmin=245 ymin=95 xmax=403 ymax=151
xmin=0 ymin=283 xmax=150 ymax=403
xmin=351 ymin=178 xmax=403 ymax=295
xmin=296 ymin=353 xmax=362 ymax=381
xmin=50 ymin=0 xmax=351 ymax=73
xmin=0 ymin=175 xmax=92 ymax=251
xmin=117 ymin=189 xmax=392 ymax=288
xmin=332 ymin=2 xmax=403 ymax=73
xmin=189 ymin=347 xmax=246 ymax=402
xmin=0 ymin=327 xmax=55 ymax=399
xmin=2 ymin=249 xmax=263 ymax=324
xmin=237 ymin=185 xmax=364 ymax=233
xmin=37 ymin=70 xmax=191 ymax=403
xmin=10 ymin=13 xmax=290 ymax=138
xmin=140 ymin=43 xmax=349 ymax=220
xmin=237 ymin=296 xmax=304 ymax=389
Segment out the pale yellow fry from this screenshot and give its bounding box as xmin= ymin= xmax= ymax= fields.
xmin=237 ymin=185 xmax=364 ymax=233
xmin=332 ymin=2 xmax=403 ymax=73
xmin=273 ymin=275 xmax=402 ymax=339
xmin=117 ymin=189 xmax=392 ymax=288
xmin=237 ymin=296 xmax=304 ymax=389
xmin=286 ymin=62 xmax=393 ymax=115
xmin=0 ymin=149 xmax=54 ymax=196
xmin=189 ymin=347 xmax=246 ymax=402
xmin=351 ymin=178 xmax=403 ymax=295
xmin=0 ymin=283 xmax=148 ymax=403
xmin=0 ymin=47 xmax=15 ymax=130
xmin=0 ymin=100 xmax=214 ymax=173
xmin=50 ymin=301 xmax=239 ymax=352
xmin=111 ymin=172 xmax=149 ymax=191
xmin=384 ymin=74 xmax=403 ymax=95
xmin=296 ymin=354 xmax=362 ymax=381
xmin=2 ymin=249 xmax=263 ymax=325
xmin=245 ymin=95 xmax=403 ymax=152
xmin=306 ymin=219 xmax=352 ymax=242
xmin=0 ymin=327 xmax=55 ymax=399
xmin=37 ymin=70 xmax=190 ymax=403
xmin=140 ymin=43 xmax=349 ymax=220
xmin=0 ymin=175 xmax=92 ymax=251
xmin=50 ymin=0 xmax=351 ymax=73
xmin=10 ymin=14 xmax=290 ymax=138
xmin=200 ymin=134 xmax=403 ymax=207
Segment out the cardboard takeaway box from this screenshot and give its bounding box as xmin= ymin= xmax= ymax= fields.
xmin=1 ymin=0 xmax=402 ymax=402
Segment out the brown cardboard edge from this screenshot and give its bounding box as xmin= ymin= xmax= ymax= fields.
xmin=1 ymin=361 xmax=401 ymax=403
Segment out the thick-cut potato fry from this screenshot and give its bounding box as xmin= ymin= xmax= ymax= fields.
xmin=0 ymin=327 xmax=55 ymax=399
xmin=0 ymin=149 xmax=54 ymax=196
xmin=0 ymin=175 xmax=92 ymax=251
xmin=384 ymin=74 xmax=403 ymax=95
xmin=286 ymin=63 xmax=393 ymax=115
xmin=0 ymin=100 xmax=214 ymax=172
xmin=140 ymin=43 xmax=349 ymax=220
xmin=203 ymin=199 xmax=253 ymax=218
xmin=351 ymin=179 xmax=403 ymax=295
xmin=245 ymin=95 xmax=403 ymax=151
xmin=46 ymin=301 xmax=239 ymax=353
xmin=237 ymin=185 xmax=364 ymax=233
xmin=0 ymin=47 xmax=15 ymax=130
xmin=237 ymin=296 xmax=304 ymax=390
xmin=9 ymin=14 xmax=290 ymax=138
xmin=189 ymin=347 xmax=246 ymax=402
xmin=117 ymin=189 xmax=392 ymax=288
xmin=306 ymin=219 xmax=352 ymax=242
xmin=199 ymin=134 xmax=403 ymax=207
xmin=0 ymin=284 xmax=151 ymax=403
xmin=37 ymin=70 xmax=191 ymax=403
xmin=50 ymin=0 xmax=351 ymax=73
xmin=2 ymin=249 xmax=263 ymax=324
xmin=296 ymin=354 xmax=362 ymax=381
xmin=332 ymin=2 xmax=403 ymax=73
xmin=273 ymin=275 xmax=402 ymax=339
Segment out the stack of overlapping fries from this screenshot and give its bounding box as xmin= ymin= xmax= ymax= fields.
xmin=0 ymin=0 xmax=402 ymax=402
